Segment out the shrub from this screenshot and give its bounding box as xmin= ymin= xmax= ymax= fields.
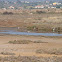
xmin=27 ymin=26 xmax=38 ymax=31
xmin=0 ymin=56 xmax=62 ymax=62
xmin=3 ymin=11 xmax=13 ymax=15
xmin=36 ymin=48 xmax=62 ymax=55
xmin=33 ymin=41 xmax=48 ymax=43
xmin=36 ymin=10 xmax=46 ymax=14
xmin=1 ymin=52 xmax=15 ymax=55
xmin=8 ymin=40 xmax=32 ymax=44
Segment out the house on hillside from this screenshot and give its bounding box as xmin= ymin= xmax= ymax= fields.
xmin=9 ymin=6 xmax=15 ymax=9
xmin=35 ymin=5 xmax=44 ymax=9
xmin=2 ymin=8 xmax=7 ymax=10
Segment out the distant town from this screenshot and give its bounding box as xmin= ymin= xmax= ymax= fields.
xmin=0 ymin=0 xmax=62 ymax=10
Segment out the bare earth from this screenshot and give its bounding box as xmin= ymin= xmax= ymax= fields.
xmin=0 ymin=35 xmax=62 ymax=57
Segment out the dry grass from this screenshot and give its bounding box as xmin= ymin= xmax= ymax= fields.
xmin=8 ymin=40 xmax=48 ymax=44
xmin=8 ymin=40 xmax=33 ymax=44
xmin=0 ymin=52 xmax=15 ymax=55
xmin=0 ymin=55 xmax=62 ymax=62
xmin=0 ymin=9 xmax=62 ymax=32
xmin=33 ymin=40 xmax=48 ymax=43
xmin=36 ymin=48 xmax=62 ymax=55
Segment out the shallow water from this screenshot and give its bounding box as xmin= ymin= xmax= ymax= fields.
xmin=0 ymin=27 xmax=62 ymax=36
xmin=0 ymin=30 xmax=62 ymax=36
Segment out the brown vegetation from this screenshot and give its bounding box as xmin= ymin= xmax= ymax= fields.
xmin=1 ymin=52 xmax=15 ymax=55
xmin=8 ymin=40 xmax=47 ymax=44
xmin=0 ymin=35 xmax=61 ymax=62
xmin=8 ymin=40 xmax=32 ymax=44
xmin=0 ymin=56 xmax=62 ymax=62
xmin=3 ymin=11 xmax=13 ymax=15
xmin=0 ymin=9 xmax=62 ymax=62
xmin=36 ymin=48 xmax=62 ymax=55
xmin=0 ymin=9 xmax=62 ymax=32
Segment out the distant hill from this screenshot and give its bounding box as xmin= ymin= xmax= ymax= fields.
xmin=1 ymin=0 xmax=62 ymax=2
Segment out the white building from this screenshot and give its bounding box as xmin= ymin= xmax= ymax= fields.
xmin=35 ymin=5 xmax=44 ymax=9
xmin=9 ymin=6 xmax=15 ymax=9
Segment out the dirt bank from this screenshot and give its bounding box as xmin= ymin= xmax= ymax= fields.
xmin=0 ymin=35 xmax=62 ymax=57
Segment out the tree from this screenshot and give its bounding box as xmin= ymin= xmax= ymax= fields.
xmin=17 ymin=0 xmax=21 ymax=4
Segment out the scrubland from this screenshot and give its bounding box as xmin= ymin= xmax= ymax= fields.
xmin=0 ymin=9 xmax=62 ymax=33
xmin=0 ymin=35 xmax=61 ymax=62
xmin=0 ymin=9 xmax=62 ymax=62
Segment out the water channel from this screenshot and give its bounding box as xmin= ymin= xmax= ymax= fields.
xmin=0 ymin=27 xmax=62 ymax=36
